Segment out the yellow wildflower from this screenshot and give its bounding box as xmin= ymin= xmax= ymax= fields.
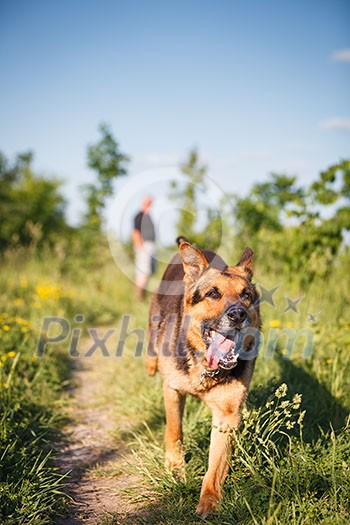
xmin=326 ymin=358 xmax=333 ymax=364
xmin=14 ymin=298 xmax=24 ymax=307
xmin=35 ymin=283 xmax=61 ymax=302
xmin=20 ymin=277 xmax=28 ymax=288
xmin=14 ymin=317 xmax=29 ymax=326
xmin=7 ymin=351 xmax=16 ymax=358
xmin=3 ymin=325 xmax=10 ymax=332
xmin=269 ymin=319 xmax=280 ymax=328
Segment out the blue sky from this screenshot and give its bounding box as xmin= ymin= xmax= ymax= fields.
xmin=0 ymin=0 xmax=349 ymax=239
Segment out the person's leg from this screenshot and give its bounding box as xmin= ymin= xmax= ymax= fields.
xmin=135 ymin=273 xmax=148 ymax=299
xmin=135 ymin=246 xmax=150 ymax=300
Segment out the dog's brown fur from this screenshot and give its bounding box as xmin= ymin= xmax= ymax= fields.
xmin=146 ymin=241 xmax=260 ymax=517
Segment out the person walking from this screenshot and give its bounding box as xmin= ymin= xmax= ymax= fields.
xmin=132 ymin=196 xmax=156 ymax=299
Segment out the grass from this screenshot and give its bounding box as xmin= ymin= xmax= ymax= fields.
xmin=0 ymin=241 xmax=349 ymax=523
xmin=0 ymin=241 xmax=133 ymax=524
xmin=0 ymin=271 xmax=70 ymax=523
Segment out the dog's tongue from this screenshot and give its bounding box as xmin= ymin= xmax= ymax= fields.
xmin=206 ymin=332 xmax=235 ymax=370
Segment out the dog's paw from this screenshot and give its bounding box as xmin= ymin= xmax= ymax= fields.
xmin=196 ymin=493 xmax=219 ymax=519
xmin=164 ymin=450 xmax=185 ymax=470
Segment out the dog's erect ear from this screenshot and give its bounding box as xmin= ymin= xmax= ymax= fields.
xmin=236 ymin=247 xmax=254 ymax=280
xmin=179 ymin=242 xmax=209 ymax=286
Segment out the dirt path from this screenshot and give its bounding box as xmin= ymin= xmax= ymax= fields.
xmin=59 ymin=346 xmax=141 ymax=524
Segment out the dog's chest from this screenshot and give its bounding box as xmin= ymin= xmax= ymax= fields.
xmin=165 ymin=361 xmax=228 ymax=396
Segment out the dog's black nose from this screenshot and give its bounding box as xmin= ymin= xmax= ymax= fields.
xmin=227 ymin=306 xmax=247 ymax=324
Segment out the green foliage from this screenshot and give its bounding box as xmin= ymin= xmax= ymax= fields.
xmin=234 ymin=173 xmax=304 ymax=239
xmin=310 ymin=159 xmax=350 ymax=205
xmin=0 ymin=282 xmax=71 ymax=523
xmin=1 ymin=230 xmax=349 ymax=523
xmin=0 ymin=151 xmax=69 ymax=252
xmin=0 ymin=242 xmax=136 ymax=523
xmin=168 ymin=155 xmax=350 ymax=287
xmin=170 ymin=149 xmax=207 ymax=241
xmin=234 ymin=161 xmax=350 ymax=286
xmin=309 ymin=159 xmax=350 ymax=234
xmin=225 ymin=387 xmax=350 ymax=524
xmin=1 ymin=137 xmax=350 ymax=523
xmin=84 ymin=123 xmax=130 ymax=231
xmin=194 ymin=193 xmax=236 ymax=257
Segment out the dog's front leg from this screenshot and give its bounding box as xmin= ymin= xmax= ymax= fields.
xmin=163 ymin=382 xmax=186 ymax=468
xmin=196 ymin=406 xmax=241 ymax=518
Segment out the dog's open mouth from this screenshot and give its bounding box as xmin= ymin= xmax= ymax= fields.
xmin=203 ymin=328 xmax=240 ymax=371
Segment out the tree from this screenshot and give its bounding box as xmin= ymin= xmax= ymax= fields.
xmin=170 ymin=149 xmax=207 ymax=241
xmin=84 ymin=123 xmax=130 ymax=230
xmin=234 ymin=173 xmax=305 ymax=240
xmin=233 ymin=162 xmax=350 ymax=286
xmin=309 ymin=159 xmax=350 ymax=231
xmin=0 ymin=150 xmax=68 ymax=251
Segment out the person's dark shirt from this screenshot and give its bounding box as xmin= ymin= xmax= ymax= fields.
xmin=134 ymin=211 xmax=155 ymax=242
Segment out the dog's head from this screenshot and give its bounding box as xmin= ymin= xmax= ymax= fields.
xmin=179 ymin=242 xmax=260 ymax=371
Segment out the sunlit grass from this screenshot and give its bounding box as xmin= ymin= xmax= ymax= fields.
xmin=93 ymin=247 xmax=350 ymax=524
xmin=0 ymin=241 xmax=349 ymax=523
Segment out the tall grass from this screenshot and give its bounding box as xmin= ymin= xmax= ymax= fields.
xmin=1 ymin=240 xmax=349 ymax=523
xmin=0 ymin=242 xmax=132 ymax=524
xmin=95 ymin=244 xmax=350 ymax=524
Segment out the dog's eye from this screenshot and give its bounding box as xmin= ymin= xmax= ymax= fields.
xmin=205 ymin=288 xmax=222 ymax=300
xmin=240 ymin=289 xmax=252 ymax=302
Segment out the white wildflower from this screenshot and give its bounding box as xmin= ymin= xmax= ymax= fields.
xmin=292 ymin=393 xmax=302 ymax=409
xmin=298 ymin=410 xmax=306 ymax=426
xmin=275 ymin=383 xmax=288 ymax=399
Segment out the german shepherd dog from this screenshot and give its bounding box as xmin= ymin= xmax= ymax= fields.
xmin=146 ymin=239 xmax=260 ymax=517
